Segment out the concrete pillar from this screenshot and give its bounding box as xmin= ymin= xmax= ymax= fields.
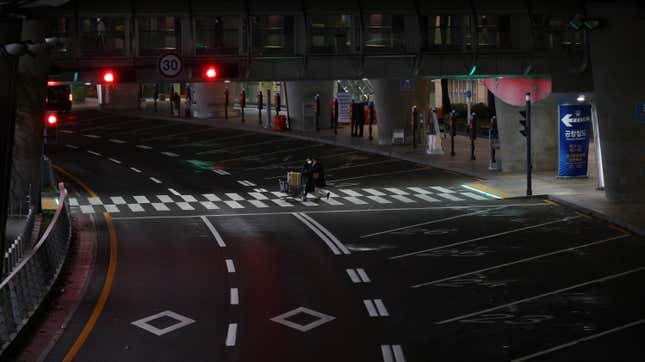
xmin=285 ymin=81 xmax=334 ymax=131
xmin=10 ymin=19 xmax=50 ymax=213
xmin=495 ymin=95 xmax=558 ymax=173
xmin=190 ymin=82 xmax=228 ymax=119
xmin=100 ymin=83 xmax=140 ymax=110
xmin=587 ymin=2 xmax=645 ymax=201
xmin=373 ymin=79 xmax=430 ymax=145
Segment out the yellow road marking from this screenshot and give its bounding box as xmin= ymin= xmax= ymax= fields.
xmin=465 ymin=183 xmax=512 ymax=199
xmin=543 ymin=199 xmax=560 ymax=206
xmin=52 ymin=164 xmax=118 ymax=361
xmin=609 ymin=225 xmax=630 ymax=234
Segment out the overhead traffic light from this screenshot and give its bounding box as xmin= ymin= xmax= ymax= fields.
xmin=101 ymin=70 xmax=115 ymax=84
xmin=203 ymin=65 xmax=218 ymax=80
xmin=519 ymin=110 xmax=527 ymax=137
xmin=46 ymin=112 xmax=58 ymax=127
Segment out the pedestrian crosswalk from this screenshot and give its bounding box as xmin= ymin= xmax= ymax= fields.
xmin=68 ymin=186 xmax=498 ymax=214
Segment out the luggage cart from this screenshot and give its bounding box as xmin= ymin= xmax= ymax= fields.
xmin=278 ymin=173 xmax=306 ymax=199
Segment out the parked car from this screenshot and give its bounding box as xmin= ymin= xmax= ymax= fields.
xmin=46 ymin=84 xmax=72 ymax=112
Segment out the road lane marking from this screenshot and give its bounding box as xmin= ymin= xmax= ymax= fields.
xmin=249 ymin=200 xmax=269 ymax=208
xmin=299 ymin=213 xmax=350 ymax=254
xmin=161 ymin=151 xmax=179 ymax=157
xmin=340 ymin=189 xmax=363 ymax=197
xmin=363 ymin=188 xmax=386 ymax=196
xmin=381 ymin=345 xmax=405 ymax=362
xmin=347 ymin=269 xmax=360 ymax=283
xmin=177 ymin=202 xmax=195 ymax=210
xmin=347 ymin=268 xmax=371 ymax=283
xmin=151 ymin=203 xmax=170 ymax=211
xmin=544 ymin=199 xmax=560 ymax=206
xmin=436 ymin=265 xmax=645 ymax=325
xmin=374 ymin=299 xmax=389 ymax=316
xmin=237 ymin=180 xmax=257 ymax=186
xmin=390 ymin=195 xmax=415 ymax=203
xmin=436 ymin=193 xmax=464 ymax=201
xmin=104 ymin=205 xmax=119 ymax=213
xmin=225 ymin=323 xmax=237 ymax=346
xmin=201 ymin=216 xmax=226 ymax=247
xmin=83 ymin=134 xmax=100 ymax=138
xmin=357 ymin=268 xmax=371 ymax=282
xmin=128 ymin=204 xmax=144 ymax=212
xmin=65 ymin=144 xmax=79 ymax=149
xmin=180 ymin=195 xmax=197 ymax=202
xmin=431 ymin=186 xmax=455 ymax=193
xmin=364 ymin=299 xmax=378 ymax=317
xmin=462 ymin=183 xmax=509 ymax=199
xmin=364 ymin=299 xmax=389 ymax=317
xmin=224 ymin=201 xmax=244 ymax=209
xmin=109 ymin=139 xmax=126 ymax=144
xmin=60 ymin=130 xmax=75 ymax=134
xmin=130 ymin=167 xmax=142 ymax=173
xmin=249 ymin=192 xmax=269 ymax=200
xmin=293 ymin=212 xmax=340 ymax=255
xmin=368 ymin=196 xmax=391 ymax=204
xmin=200 ymin=201 xmax=219 ymax=210
xmin=87 ymin=150 xmax=102 ymax=156
xmin=363 ymin=206 xmax=506 ymax=239
xmin=345 ymin=197 xmax=367 ymax=205
xmin=149 ymin=177 xmax=163 ymax=184
xmin=411 ymin=234 xmax=632 ymax=288
xmin=225 ymin=193 xmax=245 ymax=201
xmin=408 ymin=187 xmax=431 ymax=194
xmin=392 ymin=345 xmax=406 ymax=362
xmin=414 ymin=194 xmax=440 ymax=202
xmin=329 ymin=166 xmax=431 ymax=183
xmin=168 ymin=188 xmax=181 ymax=196
xmin=511 ymin=318 xmax=645 ymax=361
xmin=136 ymin=144 xmax=153 ymax=150
xmin=462 ymin=192 xmax=488 ymax=200
xmin=87 ymin=197 xmax=103 ymax=205
xmin=230 ymin=288 xmax=239 ymax=305
xmin=225 ymin=259 xmax=236 ymax=273
xmin=134 ymin=196 xmax=150 ymax=203
xmin=385 ymin=188 xmax=409 ymax=195
xmin=203 ymin=193 xmax=222 ymax=202
xmin=157 ymin=195 xmax=173 ymax=203
xmin=111 ymin=197 xmax=126 ymax=205
xmin=213 ymin=169 xmax=231 ymax=175
xmin=390 ymin=215 xmax=581 ymax=259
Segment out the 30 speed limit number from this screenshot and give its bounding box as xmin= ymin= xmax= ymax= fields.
xmin=158 ymin=53 xmax=183 ymax=78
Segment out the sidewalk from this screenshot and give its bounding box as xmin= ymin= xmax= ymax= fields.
xmin=104 ymin=105 xmax=643 ymax=236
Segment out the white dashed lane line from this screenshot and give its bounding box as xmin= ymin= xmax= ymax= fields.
xmin=225 ymin=323 xmax=237 ymax=347
xmin=381 ymin=345 xmax=406 ymax=362
xmin=109 ymin=139 xmax=127 ymax=144
xmin=87 ymin=150 xmax=102 ymax=156
xmin=161 ymin=151 xmax=179 ymax=157
xmin=347 ymin=268 xmax=371 ymax=283
xmin=136 ymin=145 xmax=153 ymax=150
xmin=109 ymin=158 xmax=122 ymax=164
xmin=65 ymin=144 xmax=79 ymax=149
xmin=149 ymin=177 xmax=163 ymax=184
xmin=230 ymin=288 xmax=239 ymax=305
xmin=130 ymin=167 xmax=142 ymax=173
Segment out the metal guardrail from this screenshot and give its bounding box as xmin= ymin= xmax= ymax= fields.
xmin=0 ymin=183 xmax=71 ymax=353
xmin=2 ymin=208 xmax=36 ymax=278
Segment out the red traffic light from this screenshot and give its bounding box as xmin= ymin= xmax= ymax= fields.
xmin=101 ymin=70 xmax=115 ymax=84
xmin=203 ymin=65 xmax=218 ymax=80
xmin=46 ymin=112 xmax=58 ymax=126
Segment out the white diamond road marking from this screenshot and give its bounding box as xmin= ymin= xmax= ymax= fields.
xmin=177 ymin=202 xmax=195 ymax=211
xmin=181 ymin=195 xmax=197 ymax=202
xmin=203 ymin=193 xmax=222 ymax=202
xmin=408 ymin=187 xmax=431 ymax=194
xmin=345 ymin=197 xmax=367 ymax=205
xmin=161 ymin=152 xmax=179 ymax=157
xmin=157 ymin=195 xmax=173 ymax=203
xmin=270 ymin=307 xmax=335 ymax=332
xmin=431 ymin=186 xmax=455 ymax=193
xmin=321 ymin=198 xmax=343 ymax=206
xmin=104 ymin=204 xmax=120 ymax=213
xmin=200 ymin=201 xmax=219 ymax=210
xmin=249 ymin=200 xmax=269 ymax=208
xmin=111 ymin=196 xmax=126 ymax=205
xmin=340 ymin=189 xmax=363 ymax=197
xmin=385 ymin=188 xmax=409 ymax=195
xmin=87 ymin=197 xmax=103 ymax=205
xmin=80 ymin=205 xmax=94 ymax=214
xmin=224 ymin=200 xmax=244 ymax=209
xmin=272 ymin=191 xmax=288 ymax=198
xmin=131 ymin=310 xmax=195 ymax=336
xmin=249 ymin=192 xmax=269 ymax=200
xmin=152 ymin=203 xmax=170 ymax=211
xmin=272 ymin=199 xmax=293 ymax=207
xmin=225 ymin=193 xmax=244 ymax=201
xmin=363 ymin=188 xmax=386 ymax=196
xmin=367 ymin=196 xmax=391 ymax=204
xmin=300 ymin=200 xmax=318 ymax=207
xmin=128 ymin=204 xmax=145 ymax=212
xmin=134 ymin=196 xmax=150 ymax=204
xmin=437 ymin=193 xmax=464 ymax=201
xmin=462 ymin=192 xmax=488 ymax=200
xmin=390 ymin=195 xmax=415 ymax=203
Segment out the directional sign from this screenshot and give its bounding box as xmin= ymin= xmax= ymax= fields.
xmin=464 ymin=90 xmax=472 ymax=99
xmin=158 ymin=53 xmax=183 ymax=78
xmin=400 ymin=80 xmax=415 ymax=92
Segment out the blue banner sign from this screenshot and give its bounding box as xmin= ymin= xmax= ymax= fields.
xmin=558 ymin=104 xmax=592 ymax=177
xmin=400 ymin=80 xmax=415 ymax=92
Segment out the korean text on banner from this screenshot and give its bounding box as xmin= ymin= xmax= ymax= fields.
xmin=558 ymin=104 xmax=592 ymax=177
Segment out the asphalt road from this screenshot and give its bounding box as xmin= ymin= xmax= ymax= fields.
xmin=43 ymin=110 xmax=645 ymax=362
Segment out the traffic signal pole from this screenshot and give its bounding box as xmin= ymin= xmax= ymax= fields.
xmin=525 ymin=93 xmax=532 ymax=196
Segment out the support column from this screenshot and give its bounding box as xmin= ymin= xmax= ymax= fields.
xmin=372 ymin=79 xmax=430 ymax=145
xmin=190 ymin=82 xmax=228 ymax=119
xmin=285 ymin=81 xmax=333 ymax=131
xmin=587 ymin=2 xmax=645 ymax=201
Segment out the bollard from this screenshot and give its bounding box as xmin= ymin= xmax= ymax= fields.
xmin=257 ymin=90 xmax=263 ymax=125
xmin=240 ymin=89 xmax=246 ymax=123
xmin=412 ymin=106 xmax=418 ymax=149
xmin=224 ymin=88 xmax=229 ymax=120
xmin=314 ymin=93 xmax=320 ymax=132
xmin=450 ymin=110 xmax=456 ymax=156
xmin=332 ymin=96 xmax=338 ymax=134
xmin=470 ymin=112 xmax=477 ymax=160
xmin=266 ymin=89 xmax=272 ymax=128
xmin=368 ymin=101 xmax=374 ymax=141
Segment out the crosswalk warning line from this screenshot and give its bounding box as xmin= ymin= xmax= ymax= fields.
xmin=367 ymin=196 xmax=391 ymax=204
xmin=415 ymin=194 xmax=440 ymax=202
xmin=134 ymin=196 xmax=150 ymax=204
xmin=385 ymin=188 xmax=409 ymax=195
xmin=80 ymin=205 xmax=94 ymax=214
xmin=248 ymin=192 xmax=269 ymax=200
xmin=200 ymin=201 xmax=219 ymax=210
xmin=390 ymin=195 xmax=416 ymax=203
xmin=157 ymin=195 xmax=174 ymax=203
xmin=104 ymin=205 xmax=120 ymax=213
xmin=177 ymin=202 xmax=195 ymax=211
xmin=152 ymin=203 xmax=170 ymax=211
xmin=462 ymin=192 xmax=488 ymax=200
xmin=272 ymin=199 xmax=293 ymax=207
xmin=363 ymin=188 xmax=386 ymax=196
xmin=111 ymin=196 xmax=127 ymax=205
xmin=431 ymin=186 xmax=455 ymax=193
xmin=181 ymin=195 xmax=198 ymax=202
xmin=408 ymin=187 xmax=431 ymax=194
xmin=345 ymin=197 xmax=368 ymax=205
xmin=249 ymin=200 xmax=269 ymax=208
xmin=88 ymin=197 xmax=103 ymax=205
xmin=340 ymin=189 xmax=363 ymax=197
xmin=203 ymin=193 xmax=222 ymax=202
xmin=437 ymin=193 xmax=464 ymax=201
xmin=226 ymin=193 xmax=245 ymax=201
xmin=321 ymin=198 xmax=343 ymax=206
xmin=128 ymin=204 xmax=145 ymax=212
xmin=224 ymin=200 xmax=244 ymax=209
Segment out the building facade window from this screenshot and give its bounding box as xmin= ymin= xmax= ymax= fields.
xmin=80 ymin=17 xmax=127 ymax=55
xmin=532 ymin=14 xmax=585 ymax=52
xmin=49 ymin=17 xmax=71 ymax=56
xmin=251 ymin=15 xmax=294 ymax=55
xmin=426 ymin=15 xmax=472 ymax=51
xmin=195 ymin=16 xmax=240 ymax=54
xmin=308 ymin=14 xmax=358 ymax=54
xmin=476 ymin=14 xmax=511 ymax=49
xmin=364 ymin=14 xmax=405 ymax=51
xmin=139 ymin=16 xmax=180 ymax=56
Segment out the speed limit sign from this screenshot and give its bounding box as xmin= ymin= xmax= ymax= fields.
xmin=158 ymin=53 xmax=183 ymax=78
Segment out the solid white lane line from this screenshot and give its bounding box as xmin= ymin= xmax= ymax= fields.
xmin=104 ymin=205 xmax=120 ymax=213
xmin=161 ymin=151 xmax=179 ymax=157
xmin=87 ymin=197 xmax=103 ymax=205
xmin=340 ymin=189 xmax=363 ymax=197
xmin=224 ymin=201 xmax=244 ymax=209
xmin=363 ymin=206 xmax=507 ymax=239
xmin=136 ymin=144 xmax=153 ymax=150
xmin=65 ymin=144 xmax=79 ymax=149
xmin=201 ymin=216 xmax=226 ymax=247
xmin=225 ymin=259 xmax=236 ymax=273
xmin=134 ymin=196 xmax=150 ymax=204
xmin=249 ymin=200 xmax=269 ymax=208
xmin=414 ymin=194 xmax=440 ymax=202
xmin=128 ymin=204 xmax=144 ymax=212
xmin=381 ymin=345 xmax=394 ymax=362
xmin=87 ymin=150 xmax=102 ymax=156
xmin=363 ymin=188 xmax=386 ymax=196
xmin=431 ymin=186 xmax=455 ymax=193
xmin=272 ymin=199 xmax=293 ymax=207
xmin=177 ymin=202 xmax=195 ymax=211
xmin=357 ymin=268 xmax=371 ymax=283
xmin=411 ymin=234 xmax=631 ymax=288
xmin=157 ymin=195 xmax=173 ymax=203
xmin=345 ymin=197 xmax=367 ymax=205
xmin=151 ymin=203 xmax=170 ymax=211
xmin=511 ymin=318 xmax=645 ymax=362
xmin=181 ymin=195 xmax=197 ymax=202
xmin=293 ymin=212 xmax=340 ymax=255
xmin=203 ymin=193 xmax=222 ymax=202
xmin=408 ymin=187 xmax=431 ymax=194
xmin=249 ymin=192 xmax=269 ymax=200
xmin=374 ymin=299 xmax=389 ymax=316
xmin=392 ymin=345 xmax=406 ymax=362
xmin=168 ymin=188 xmax=181 ymax=196
xmin=109 ymin=139 xmax=126 ymax=144
xmin=462 ymin=192 xmax=488 ymax=200
xmin=364 ymin=300 xmax=378 ymax=317
xmin=130 ymin=167 xmax=142 ymax=173
xmin=299 ymin=213 xmax=350 ymax=254
xmin=80 ymin=205 xmax=94 ymax=214
xmin=385 ymin=188 xmax=409 ymax=195
xmin=390 ymin=195 xmax=416 ymax=203
xmin=225 ymin=193 xmax=245 ymax=201
xmin=321 ymin=198 xmax=343 ymax=206
xmin=230 ymin=288 xmax=239 ymax=305
xmin=368 ymin=196 xmax=392 ymax=204
xmin=149 ymin=177 xmax=163 ymax=184
xmin=347 ymin=269 xmax=360 ymax=283
xmin=225 ymin=323 xmax=237 ymax=346
xmin=200 ymin=201 xmax=219 ymax=210
xmin=437 ymin=265 xmax=645 ymax=325
xmin=111 ymin=196 xmax=126 ymax=205
xmin=391 ymin=216 xmax=581 ymax=260
xmin=436 ymin=193 xmax=464 ymax=201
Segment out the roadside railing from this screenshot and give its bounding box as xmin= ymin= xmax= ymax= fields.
xmin=2 ymin=208 xmax=36 ymax=278
xmin=0 ymin=183 xmax=71 ymax=353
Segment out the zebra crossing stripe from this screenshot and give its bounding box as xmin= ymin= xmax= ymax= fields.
xmin=272 ymin=199 xmax=293 ymax=207
xmin=225 ymin=193 xmax=245 ymax=201
xmin=111 ymin=196 xmax=126 ymax=205
xmin=327 ymin=191 xmax=341 ymax=198
xmin=224 ymin=200 xmax=244 ymax=209
xmin=177 ymin=202 xmax=195 ymax=211
xmin=181 ymin=195 xmax=197 ymax=202
xmin=200 ymin=201 xmax=219 ymax=210
xmin=248 ymin=200 xmax=269 ymax=208
xmin=437 ymin=193 xmax=464 ymax=201
xmin=272 ymin=191 xmax=288 ymax=198
xmin=104 ymin=205 xmax=120 ymax=213
xmin=340 ymin=189 xmax=363 ymax=197
xmin=363 ymin=188 xmax=386 ymax=196
xmin=157 ymin=195 xmax=173 ymax=203
xmin=128 ymin=204 xmax=145 ymax=212
xmin=415 ymin=194 xmax=440 ymax=202
xmin=408 ymin=187 xmax=431 ymax=194
xmin=367 ymin=196 xmax=391 ymax=204
xmin=385 ymin=188 xmax=409 ymax=195
xmin=69 ymin=198 xmax=79 ymax=206
xmin=390 ymin=195 xmax=416 ymax=203
xmin=248 ymin=192 xmax=269 ymax=200
xmin=80 ymin=205 xmax=94 ymax=214
xmin=431 ymin=186 xmax=455 ymax=193
xmin=152 ymin=203 xmax=170 ymax=211
xmin=203 ymin=194 xmax=222 ymax=202
xmin=134 ymin=196 xmax=150 ymax=204
xmin=345 ymin=197 xmax=367 ymax=205
xmin=321 ymin=198 xmax=343 ymax=206
xmin=300 ymin=200 xmax=319 ymax=207
xmin=88 ymin=197 xmax=103 ymax=205
xmin=462 ymin=192 xmax=488 ymax=200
